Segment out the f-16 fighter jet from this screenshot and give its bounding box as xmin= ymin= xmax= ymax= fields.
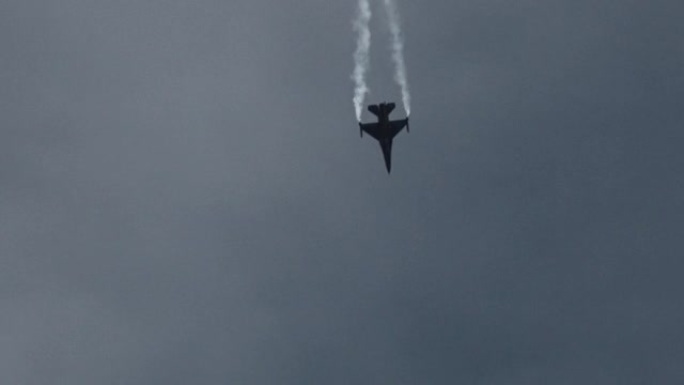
xmin=359 ymin=102 xmax=409 ymax=173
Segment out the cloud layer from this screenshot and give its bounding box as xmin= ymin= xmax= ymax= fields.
xmin=2 ymin=0 xmax=683 ymax=384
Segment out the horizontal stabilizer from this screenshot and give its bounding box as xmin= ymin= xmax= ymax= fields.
xmin=368 ymin=104 xmax=380 ymax=117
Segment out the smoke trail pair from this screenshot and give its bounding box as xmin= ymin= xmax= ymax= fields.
xmin=351 ymin=0 xmax=411 ymax=121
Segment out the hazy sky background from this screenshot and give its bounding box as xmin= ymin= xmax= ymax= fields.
xmin=2 ymin=0 xmax=684 ymax=383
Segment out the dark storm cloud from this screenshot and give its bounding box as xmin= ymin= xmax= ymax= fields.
xmin=2 ymin=0 xmax=683 ymax=384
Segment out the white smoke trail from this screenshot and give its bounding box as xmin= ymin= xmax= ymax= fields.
xmin=352 ymin=0 xmax=372 ymax=121
xmin=382 ymin=0 xmax=411 ymax=116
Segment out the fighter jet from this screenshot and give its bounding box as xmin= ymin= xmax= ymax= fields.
xmin=359 ymin=102 xmax=409 ymax=173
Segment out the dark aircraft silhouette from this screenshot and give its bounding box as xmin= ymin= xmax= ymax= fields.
xmin=359 ymin=102 xmax=409 ymax=173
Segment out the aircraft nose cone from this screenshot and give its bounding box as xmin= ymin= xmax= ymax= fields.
xmin=384 ymin=155 xmax=391 ymax=173
xmin=381 ymin=140 xmax=392 ymax=174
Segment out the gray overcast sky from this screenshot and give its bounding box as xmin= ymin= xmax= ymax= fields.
xmin=2 ymin=0 xmax=684 ymax=383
